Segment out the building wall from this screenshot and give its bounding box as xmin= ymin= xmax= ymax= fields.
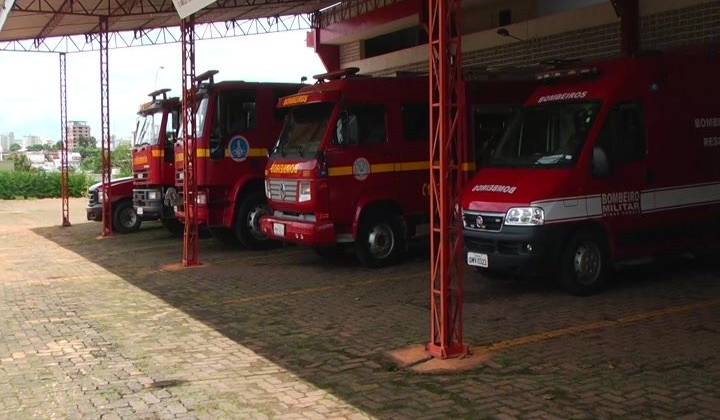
xmin=338 ymin=0 xmax=720 ymax=76
xmin=67 ymin=122 xmax=91 ymax=151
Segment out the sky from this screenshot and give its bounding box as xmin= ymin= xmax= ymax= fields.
xmin=0 ymin=30 xmax=326 ymax=143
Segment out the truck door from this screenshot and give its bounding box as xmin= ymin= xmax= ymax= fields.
xmin=588 ymin=102 xmax=648 ymax=257
xmin=324 ymin=103 xmax=391 ymax=236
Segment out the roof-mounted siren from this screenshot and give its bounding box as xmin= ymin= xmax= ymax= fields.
xmin=148 ymin=88 xmax=171 ymax=102
xmin=312 ymin=67 xmax=360 ymax=84
xmin=536 ymin=59 xmax=600 ymax=83
xmin=195 ymin=70 xmax=219 ymax=87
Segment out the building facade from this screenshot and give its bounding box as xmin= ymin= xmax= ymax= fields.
xmin=67 ymin=121 xmax=91 ymax=151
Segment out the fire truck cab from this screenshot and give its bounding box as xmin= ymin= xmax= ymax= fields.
xmin=260 ymin=68 xmax=535 ymax=267
xmin=131 ymin=89 xmax=183 ymax=235
xmin=169 ymin=71 xmax=302 ymax=248
xmin=461 ymin=51 xmax=720 ymax=295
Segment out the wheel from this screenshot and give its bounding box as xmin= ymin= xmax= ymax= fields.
xmin=161 ymin=218 xmax=184 ymax=237
xmin=355 ymin=210 xmax=406 ymax=268
xmin=558 ymin=228 xmax=609 ymax=296
xmin=234 ymin=192 xmax=278 ymax=250
xmin=113 ymin=200 xmax=142 ymax=234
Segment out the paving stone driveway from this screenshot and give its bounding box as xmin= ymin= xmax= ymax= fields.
xmin=1 ymin=198 xmax=719 ymax=420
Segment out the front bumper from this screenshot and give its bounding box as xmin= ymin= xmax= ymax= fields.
xmin=260 ymin=213 xmax=336 ymax=246
xmin=86 ymin=205 xmax=102 ymax=222
xmin=463 ymin=224 xmax=575 ymax=276
xmin=133 ymin=188 xmax=164 ymax=219
xmin=173 ymin=204 xmax=209 ymax=225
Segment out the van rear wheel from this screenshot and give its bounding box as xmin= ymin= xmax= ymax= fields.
xmin=161 ymin=218 xmax=184 ymax=237
xmin=558 ymin=228 xmax=609 ymax=296
xmin=355 ymin=211 xmax=405 ymax=268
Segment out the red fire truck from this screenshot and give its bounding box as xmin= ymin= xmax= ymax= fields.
xmin=169 ymin=71 xmax=302 ymax=248
xmin=131 ymin=89 xmax=183 ymax=235
xmin=259 ymin=68 xmax=535 ymax=267
xmin=460 ymin=51 xmax=720 ymax=295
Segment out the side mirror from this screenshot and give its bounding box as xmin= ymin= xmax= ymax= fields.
xmin=591 ymin=146 xmax=611 ymax=178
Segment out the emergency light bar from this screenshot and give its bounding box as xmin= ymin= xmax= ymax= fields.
xmin=313 ymin=67 xmax=360 ymax=83
xmin=148 ymin=88 xmax=171 ymax=101
xmin=195 ymin=70 xmax=219 ymax=85
xmin=536 ymin=66 xmax=600 ymax=82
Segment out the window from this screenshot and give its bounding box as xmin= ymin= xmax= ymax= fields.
xmin=401 ymin=104 xmax=429 ymax=142
xmin=338 ymin=104 xmax=386 ymax=145
xmin=210 ymin=90 xmax=257 ymax=159
xmin=614 ymin=102 xmax=645 ymax=162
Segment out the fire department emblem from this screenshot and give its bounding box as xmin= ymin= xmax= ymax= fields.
xmin=353 ymin=157 xmax=370 ymax=181
xmin=228 ymin=135 xmax=250 ymax=162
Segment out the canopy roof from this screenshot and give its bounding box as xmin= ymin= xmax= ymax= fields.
xmin=0 ymin=0 xmax=336 ymax=45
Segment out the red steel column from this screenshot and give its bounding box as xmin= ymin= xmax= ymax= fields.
xmin=99 ymin=16 xmax=112 ymax=237
xmin=59 ymin=52 xmax=71 ymax=227
xmin=427 ymin=0 xmax=467 ymax=359
xmin=181 ymin=16 xmax=200 ymax=266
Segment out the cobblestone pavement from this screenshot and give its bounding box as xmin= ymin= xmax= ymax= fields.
xmin=1 ymin=198 xmax=719 ymax=420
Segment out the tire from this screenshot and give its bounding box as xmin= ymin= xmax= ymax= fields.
xmin=355 ymin=210 xmax=406 ymax=268
xmin=558 ymin=228 xmax=609 ymax=296
xmin=161 ymin=218 xmax=184 ymax=237
xmin=234 ymin=192 xmax=278 ymax=250
xmin=113 ymin=200 xmax=142 ymax=234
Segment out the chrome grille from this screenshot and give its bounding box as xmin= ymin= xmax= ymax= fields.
xmin=462 ymin=211 xmax=504 ymax=232
xmin=268 ymin=179 xmax=298 ymax=202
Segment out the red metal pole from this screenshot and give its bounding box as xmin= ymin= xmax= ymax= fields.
xmin=99 ymin=16 xmax=112 ymax=237
xmin=427 ymin=0 xmax=467 ymax=359
xmin=59 ymin=52 xmax=71 ymax=227
xmin=181 ymin=16 xmax=200 ymax=266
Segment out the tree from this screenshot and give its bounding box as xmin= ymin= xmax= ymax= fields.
xmin=80 ymin=147 xmax=101 ymax=173
xmin=113 ymin=143 xmax=133 ymax=176
xmin=9 ymin=143 xmax=21 ymax=152
xmin=26 ymin=144 xmax=44 ymax=152
xmin=10 ymin=153 xmax=32 ymax=172
xmin=77 ymin=136 xmax=97 ymax=149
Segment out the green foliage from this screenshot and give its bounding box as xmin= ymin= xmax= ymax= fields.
xmin=114 ymin=143 xmax=133 ymax=177
xmin=9 ymin=153 xmax=33 ymax=172
xmin=9 ymin=143 xmax=21 ymax=152
xmin=26 ymin=144 xmax=45 ymax=152
xmin=0 ymin=171 xmax=91 ymax=200
xmin=80 ymin=147 xmax=101 ymax=172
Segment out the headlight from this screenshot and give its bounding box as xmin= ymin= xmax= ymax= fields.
xmin=177 ymin=171 xmax=184 ymax=180
xmin=505 ymin=207 xmax=544 ymax=226
xmin=195 ymin=191 xmax=207 ymax=205
xmin=298 ymin=181 xmax=311 ymax=202
xmin=97 ymin=191 xmax=104 ymax=203
xmin=147 ymin=191 xmax=160 ymax=200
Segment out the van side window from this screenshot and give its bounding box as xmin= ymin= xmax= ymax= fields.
xmin=344 ymin=104 xmax=387 ymax=145
xmin=210 ymin=90 xmax=257 ymax=159
xmin=614 ymin=102 xmax=645 ymax=162
xmin=402 ymin=104 xmax=429 ymax=142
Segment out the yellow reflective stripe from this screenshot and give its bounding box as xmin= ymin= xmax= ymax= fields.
xmin=394 ymin=161 xmax=429 ymax=171
xmin=371 ymin=163 xmax=394 ymax=173
xmin=151 ymin=150 xmax=164 ymax=158
xmin=461 ymin=162 xmax=476 ymax=172
xmin=197 ymin=148 xmax=210 ymax=158
xmin=328 ymin=160 xmax=432 ymax=177
xmin=328 ymin=166 xmax=353 ymax=176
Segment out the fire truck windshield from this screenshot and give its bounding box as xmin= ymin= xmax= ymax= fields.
xmin=489 ymin=101 xmax=601 ymax=168
xmin=134 ymin=112 xmax=161 ymax=146
xmin=272 ymin=102 xmax=334 ymax=158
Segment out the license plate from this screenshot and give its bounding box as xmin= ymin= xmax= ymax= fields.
xmin=273 ymin=223 xmax=285 ymax=237
xmin=467 ymin=252 xmax=488 ymax=268
xmin=136 ymin=207 xmax=143 ymax=216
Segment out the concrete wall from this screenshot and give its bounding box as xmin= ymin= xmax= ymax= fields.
xmin=338 ymin=0 xmax=720 ymax=76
